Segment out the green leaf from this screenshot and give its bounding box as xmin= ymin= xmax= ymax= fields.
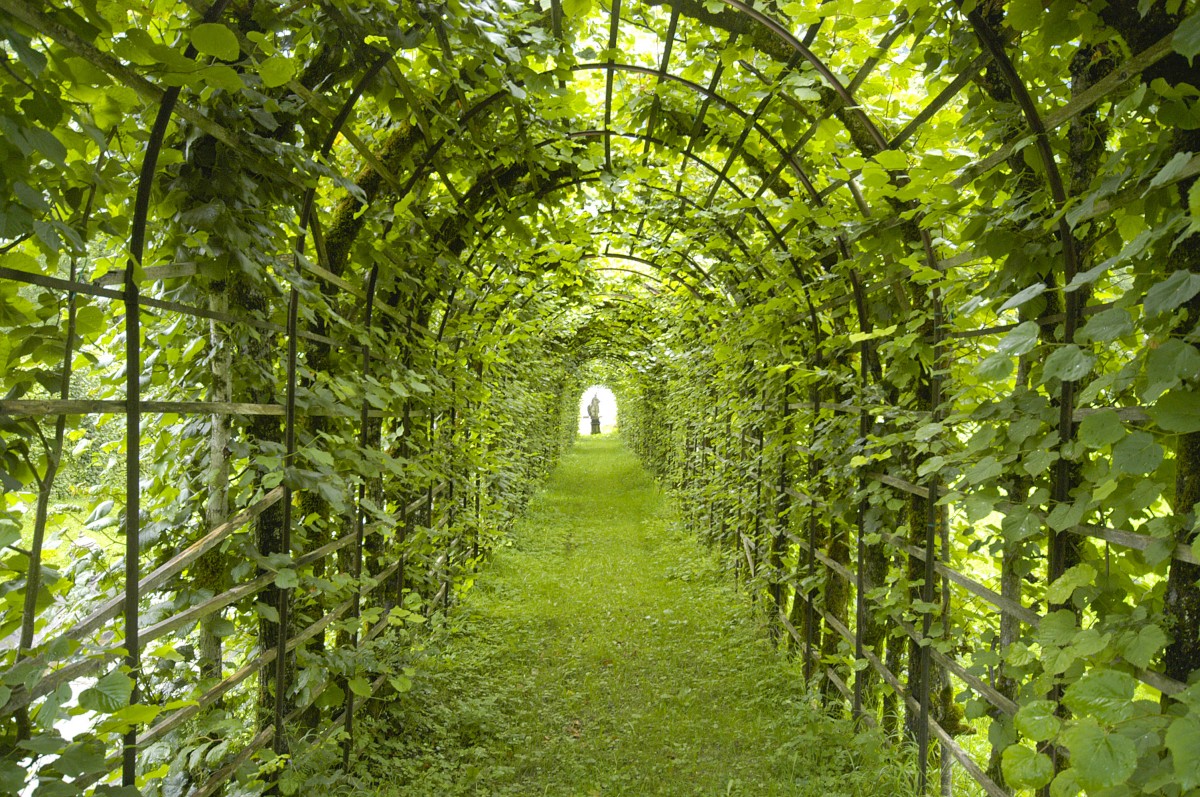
xmin=1061 ymin=718 xmax=1137 ymax=791
xmin=274 ymin=568 xmax=298 ymax=589
xmin=1077 ymin=409 xmax=1125 ymax=449
xmin=348 ymin=676 xmax=372 ymax=697
xmin=259 ymin=55 xmax=295 ymax=88
xmin=1001 ymin=744 xmax=1053 ymax=789
xmin=191 ymin=23 xmax=240 ymax=61
xmin=975 ymin=353 xmax=1013 ymax=381
xmin=964 ymin=455 xmax=1003 ymax=485
xmin=1112 ymin=430 xmax=1164 ymax=475
xmin=848 ymin=323 xmax=897 ymax=343
xmin=1144 ymin=269 xmax=1200 ymax=318
xmin=1023 ymin=448 xmax=1057 ymax=476
xmin=1078 ymin=307 xmax=1133 ymax=343
xmin=1042 ymin=345 xmax=1094 ymax=383
xmin=998 ymin=321 xmax=1040 ymax=356
xmin=79 ymin=670 xmax=133 ymax=713
xmin=1165 ymin=714 xmax=1200 ymax=789
xmin=999 ymin=283 xmax=1047 ymax=312
xmin=315 ymin=682 xmax=344 ymax=709
xmin=1151 ymin=388 xmax=1200 ymax=433
xmin=1121 ymin=624 xmax=1167 ymax=669
xmin=1046 ymin=563 xmax=1095 ymax=605
xmin=1062 ymin=669 xmax=1137 ymax=724
xmin=1143 ymin=339 xmax=1200 ymax=401
xmin=1038 ymin=610 xmax=1078 ymax=647
xmin=1175 ymin=12 xmax=1200 ymax=62
xmin=1015 ymin=700 xmax=1061 ymax=742
xmin=562 ymin=0 xmax=594 ymax=17
xmin=1049 ymin=768 xmax=1082 ymax=797
xmin=1149 ymin=150 xmax=1196 ymax=189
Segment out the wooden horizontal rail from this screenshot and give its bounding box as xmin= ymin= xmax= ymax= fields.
xmin=874 ymin=528 xmax=1041 ymax=626
xmin=74 ymin=557 xmax=408 ymax=791
xmin=3 ymin=519 xmax=362 ymax=716
xmin=1 ymin=488 xmax=283 ymax=656
xmin=0 ymin=399 xmax=409 ymax=418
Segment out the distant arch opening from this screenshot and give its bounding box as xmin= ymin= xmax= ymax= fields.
xmin=578 ymin=386 xmax=617 ymax=436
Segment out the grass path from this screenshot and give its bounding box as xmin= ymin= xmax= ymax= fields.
xmin=347 ymin=436 xmax=911 ymax=796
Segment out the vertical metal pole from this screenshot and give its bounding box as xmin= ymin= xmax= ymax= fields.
xmin=804 ymin=384 xmax=818 ymax=683
xmin=119 ymin=5 xmax=232 ymax=781
xmin=343 ymin=265 xmax=378 ymax=767
xmin=854 ymin=340 xmax=868 ymax=719
xmin=919 ymin=288 xmax=945 ymax=794
xmin=274 ymin=288 xmax=298 ymax=758
xmin=123 ymin=236 xmax=141 ymax=789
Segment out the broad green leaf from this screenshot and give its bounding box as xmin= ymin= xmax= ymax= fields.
xmin=1175 ymin=12 xmax=1200 ymax=63
xmin=1149 ymin=150 xmax=1196 ymax=189
xmin=1061 ymin=718 xmax=1137 ymax=791
xmin=848 ymin=324 xmax=897 ymax=343
xmin=1046 ymin=563 xmax=1095 ymax=605
xmin=191 ymin=23 xmax=240 ymax=61
xmin=1049 ymin=769 xmax=1082 ymax=797
xmin=259 ymin=55 xmax=295 ymax=88
xmin=79 ymin=670 xmax=133 ymax=713
xmin=999 ymin=283 xmax=1047 ymax=312
xmin=54 ymin=739 xmax=107 ymax=777
xmin=562 ymin=0 xmax=594 ymax=17
xmin=975 ymin=353 xmax=1013 ymax=381
xmin=1143 ymin=339 xmax=1200 ymax=401
xmin=1062 ymin=669 xmax=1136 ymax=724
xmin=348 ymin=676 xmax=372 ymax=697
xmin=1151 ymin=388 xmax=1200 ymax=433
xmin=1015 ymin=700 xmax=1061 ymax=742
xmin=1078 ymin=307 xmax=1133 ymax=342
xmin=964 ymin=455 xmax=1003 ymax=485
xmin=1121 ymin=624 xmax=1167 ymax=669
xmin=315 ymin=683 xmax=344 ymax=709
xmin=1144 ymin=270 xmax=1200 ymax=318
xmin=1077 ymin=409 xmax=1124 ymax=449
xmin=1112 ymin=430 xmax=1163 ymax=475
xmin=1037 ymin=610 xmax=1078 ymax=647
xmin=1001 ymin=743 xmax=1053 ymax=789
xmin=1042 ymin=345 xmax=1094 ymax=383
xmin=274 ymin=568 xmax=298 ymax=589
xmin=1023 ymin=448 xmax=1057 ymax=476
xmin=1165 ymin=714 xmax=1200 ymax=789
xmin=998 ymin=321 xmax=1039 ymax=356
xmin=873 ymin=150 xmax=907 ymax=170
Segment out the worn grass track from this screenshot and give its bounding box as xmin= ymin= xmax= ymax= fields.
xmin=343 ymin=435 xmax=913 ymax=796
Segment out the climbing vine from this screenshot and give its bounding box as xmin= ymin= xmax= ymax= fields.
xmin=1 ymin=0 xmax=1199 ymax=795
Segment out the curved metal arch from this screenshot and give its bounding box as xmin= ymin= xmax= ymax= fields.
xmin=446 ymin=167 xmax=764 ymax=288
xmin=570 ymin=63 xmax=825 ymax=204
xmin=713 ymin=1 xmax=889 ymax=152
xmin=339 ymin=61 xmax=832 ymax=250
xmin=559 ymin=129 xmax=791 ymax=255
xmin=454 ymin=173 xmax=773 ymax=306
xmin=446 ymin=226 xmax=725 ymax=345
xmin=449 ymin=183 xmax=721 ymax=295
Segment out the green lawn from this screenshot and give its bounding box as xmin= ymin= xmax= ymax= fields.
xmin=343 ymin=435 xmax=915 ymax=796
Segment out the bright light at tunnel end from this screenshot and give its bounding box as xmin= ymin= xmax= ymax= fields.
xmin=578 ymin=385 xmax=618 ymax=435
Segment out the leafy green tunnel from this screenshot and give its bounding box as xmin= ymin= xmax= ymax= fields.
xmin=1 ymin=0 xmax=1200 ymax=795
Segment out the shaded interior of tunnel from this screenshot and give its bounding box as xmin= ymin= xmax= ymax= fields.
xmin=0 ymin=1 xmax=1199 ymax=796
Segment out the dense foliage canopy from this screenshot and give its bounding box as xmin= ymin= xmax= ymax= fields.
xmin=2 ymin=0 xmax=1200 ymax=795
